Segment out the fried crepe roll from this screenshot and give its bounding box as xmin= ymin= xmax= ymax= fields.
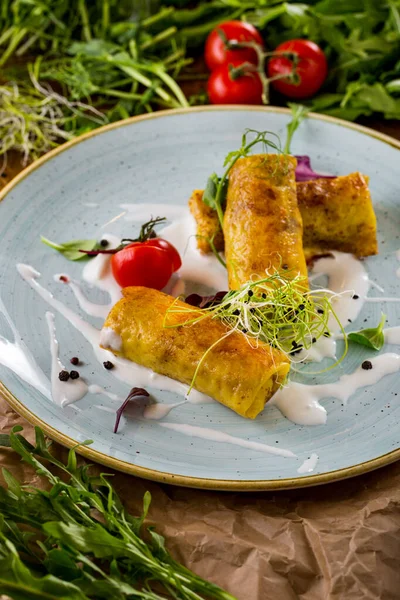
xmin=224 ymin=154 xmax=308 ymax=290
xmin=101 ymin=287 xmax=290 ymax=419
xmin=189 ymin=172 xmax=378 ymax=259
xmin=188 ymin=189 xmax=224 ymax=254
xmin=297 ymin=172 xmax=378 ymax=260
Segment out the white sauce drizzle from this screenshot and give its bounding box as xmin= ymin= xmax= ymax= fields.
xmin=311 ymin=251 xmax=370 ymax=331
xmin=144 ymin=401 xmax=186 ymax=420
xmin=297 ymin=453 xmax=319 ymax=474
xmin=160 ymin=215 xmax=228 ymax=291
xmin=384 ymin=327 xmax=400 ymax=345
xmin=82 ymin=234 xmax=122 ymax=307
xmin=272 ymin=353 xmax=400 ymax=425
xmin=46 ymin=312 xmax=88 ymax=406
xmin=54 ymin=274 xmax=111 ymax=319
xmin=100 ymin=327 xmax=122 ymax=352
xmin=0 ymin=297 xmax=50 ymax=399
xmin=17 ymin=264 xmax=213 ymax=405
xmin=159 ymin=422 xmax=296 ymax=458
xmin=88 ymin=384 xmax=121 ymax=402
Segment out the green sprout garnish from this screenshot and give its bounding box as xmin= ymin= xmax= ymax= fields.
xmin=284 ymin=103 xmax=310 ymax=154
xmin=165 ymin=270 xmax=348 ymax=387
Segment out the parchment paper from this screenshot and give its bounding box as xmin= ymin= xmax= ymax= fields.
xmin=2 ymin=122 xmax=400 ymax=600
xmin=1 ymin=395 xmax=400 ymax=599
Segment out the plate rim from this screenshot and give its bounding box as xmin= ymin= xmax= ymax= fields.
xmin=1 ymin=104 xmax=400 ymax=491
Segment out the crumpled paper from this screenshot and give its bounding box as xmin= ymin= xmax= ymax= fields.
xmin=1 ymin=394 xmax=400 ymax=600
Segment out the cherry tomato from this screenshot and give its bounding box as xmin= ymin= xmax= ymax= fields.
xmin=145 ymin=238 xmax=182 ymax=272
xmin=208 ymin=59 xmax=263 ymax=105
xmin=111 ymin=244 xmax=175 ymax=290
xmin=205 ymin=20 xmax=264 ymax=71
xmin=268 ymin=39 xmax=328 ymax=99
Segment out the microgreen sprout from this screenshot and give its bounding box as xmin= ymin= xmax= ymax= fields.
xmin=165 ymin=270 xmax=347 ymax=380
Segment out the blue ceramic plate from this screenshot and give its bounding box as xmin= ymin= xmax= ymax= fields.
xmin=1 ymin=107 xmax=400 ymax=490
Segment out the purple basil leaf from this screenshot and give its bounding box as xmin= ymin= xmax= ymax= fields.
xmin=295 ymin=155 xmax=336 ymax=182
xmin=185 ymin=291 xmax=227 ymax=309
xmin=114 ymin=387 xmax=150 ymax=434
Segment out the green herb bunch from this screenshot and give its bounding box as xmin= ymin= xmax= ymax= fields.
xmin=1 ymin=0 xmax=400 ymax=166
xmin=0 ymin=425 xmax=236 ymax=600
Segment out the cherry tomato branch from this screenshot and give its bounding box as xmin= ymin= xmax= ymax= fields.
xmin=205 ymin=21 xmax=328 ymax=105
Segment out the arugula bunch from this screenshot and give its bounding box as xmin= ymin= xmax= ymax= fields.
xmin=0 ymin=426 xmax=236 ymax=600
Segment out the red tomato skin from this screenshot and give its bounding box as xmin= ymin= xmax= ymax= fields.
xmin=207 ymin=60 xmax=263 ymax=105
xmin=268 ymin=39 xmax=328 ymax=99
xmin=146 ymin=238 xmax=182 ymax=272
xmin=123 ymin=238 xmax=182 ymax=273
xmin=111 ymin=245 xmax=174 ymax=290
xmin=205 ymin=20 xmax=264 ymax=71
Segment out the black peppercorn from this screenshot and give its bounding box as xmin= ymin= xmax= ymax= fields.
xmin=362 ymin=360 xmax=373 ymax=370
xmin=352 ymin=294 xmax=359 ymax=300
xmin=70 ymin=356 xmax=79 ymax=365
xmin=58 ymin=370 xmax=70 ymax=381
xmin=70 ymin=370 xmax=80 ymax=380
xmin=248 ymin=290 xmax=253 ymax=297
xmin=103 ymin=361 xmax=114 ymax=370
xmin=100 ymin=239 xmax=109 ymax=247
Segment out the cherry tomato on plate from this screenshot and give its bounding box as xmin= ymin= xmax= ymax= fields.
xmin=268 ymin=39 xmax=328 ymax=99
xmin=205 ymin=20 xmax=264 ymax=71
xmin=207 ymin=58 xmax=263 ymax=105
xmin=148 ymin=238 xmax=182 ymax=272
xmin=111 ymin=239 xmax=181 ymax=290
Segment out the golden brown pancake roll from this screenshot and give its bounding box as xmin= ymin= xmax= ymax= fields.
xmin=223 ymin=154 xmax=308 ymax=290
xmin=189 ymin=172 xmax=378 ymax=260
xmin=101 ymin=287 xmax=290 ymax=419
xmin=297 ymin=172 xmax=377 ymax=260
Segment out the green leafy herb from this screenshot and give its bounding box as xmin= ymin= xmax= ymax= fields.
xmin=348 ymin=313 xmax=386 ymax=351
xmin=202 ymin=129 xmax=283 ymax=229
xmin=0 ymin=425 xmax=236 ymax=600
xmin=41 ymin=236 xmax=98 ymax=261
xmin=284 ymin=103 xmax=310 ymax=154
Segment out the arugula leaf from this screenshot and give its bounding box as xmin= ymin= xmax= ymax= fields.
xmin=41 ymin=236 xmax=98 ymax=261
xmin=348 ymin=313 xmax=386 ymax=351
xmin=0 ymin=530 xmax=88 ymax=600
xmin=0 ymin=426 xmax=237 ymax=600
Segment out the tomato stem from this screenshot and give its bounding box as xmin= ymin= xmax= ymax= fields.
xmin=225 ymin=38 xmax=299 ymax=104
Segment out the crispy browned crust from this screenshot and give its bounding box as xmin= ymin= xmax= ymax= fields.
xmin=189 ymin=172 xmax=378 ymax=260
xmin=298 ymin=173 xmax=378 ymax=259
xmin=102 ymin=286 xmax=290 ymax=419
xmin=188 ymin=189 xmax=224 ymax=254
xmin=224 ymin=154 xmax=308 ymax=290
